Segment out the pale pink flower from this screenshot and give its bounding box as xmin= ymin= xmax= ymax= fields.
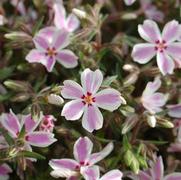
xmin=26 ymin=27 xmax=78 ymax=72
xmin=49 ymin=136 xmax=113 ymax=179
xmin=132 ymin=20 xmax=181 ymax=75
xmin=137 ymin=156 xmax=181 ymax=180
xmin=53 ymin=3 xmax=80 ymax=32
xmin=140 ymin=0 xmax=164 ymax=22
xmin=39 ymin=115 xmax=56 ymax=133
xmin=82 ymin=165 xmax=123 ymax=180
xmin=124 ymin=0 xmax=136 ymax=6
xmin=141 ymin=77 xmax=167 ymax=114
xmin=167 ymin=104 xmax=181 ymax=118
xmin=61 ymin=68 xmax=125 ymax=132
xmin=0 ymin=163 xmax=12 ymax=180
xmin=0 ymin=110 xmax=57 ymax=150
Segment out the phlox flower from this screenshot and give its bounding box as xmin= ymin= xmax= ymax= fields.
xmin=124 ymin=0 xmax=136 ymax=6
xmin=61 ymin=68 xmax=125 ymax=132
xmin=140 ymin=0 xmax=164 ymax=22
xmin=26 ymin=27 xmax=78 ymax=72
xmin=137 ymin=156 xmax=181 ymax=180
xmin=82 ymin=165 xmax=123 ymax=180
xmin=39 ymin=115 xmax=56 ymax=133
xmin=167 ymin=104 xmax=181 ymax=118
xmin=53 ymin=2 xmax=80 ymax=32
xmin=49 ymin=136 xmax=113 ymax=179
xmin=141 ymin=77 xmax=168 ymax=114
xmin=0 ymin=110 xmax=57 ymax=150
xmin=132 ymin=20 xmax=181 ymax=75
xmin=0 ymin=164 xmax=12 ymax=180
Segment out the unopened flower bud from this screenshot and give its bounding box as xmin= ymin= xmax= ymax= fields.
xmin=147 ymin=115 xmax=157 ymax=128
xmin=5 ymin=32 xmax=31 ymax=40
xmin=47 ymin=94 xmax=64 ymax=105
xmin=72 ymin=8 xmax=87 ymax=19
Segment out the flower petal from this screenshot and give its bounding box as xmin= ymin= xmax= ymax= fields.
xmin=150 ymin=156 xmax=164 ymax=180
xmin=0 ymin=163 xmax=12 ymax=177
xmin=66 ymin=14 xmax=80 ymax=32
xmin=45 ymin=56 xmax=56 ymax=72
xmin=81 ymin=166 xmax=100 ymax=180
xmin=49 ymin=159 xmax=79 ymax=171
xmin=101 ymin=170 xmax=123 ymax=180
xmin=81 ymin=69 xmax=103 ymax=94
xmin=25 ymin=49 xmax=46 ymax=63
xmin=156 ymin=52 xmax=175 ymax=75
xmin=82 ymin=105 xmax=103 ymax=132
xmin=50 ymin=169 xmax=78 ymax=179
xmin=61 ymin=100 xmax=85 ymax=120
xmin=33 ymin=35 xmax=49 ymax=50
xmin=26 ymin=132 xmax=57 ymax=147
xmin=142 ymin=77 xmax=161 ymax=96
xmin=162 ymin=20 xmax=180 ymax=43
xmin=138 ymin=20 xmax=161 ymax=43
xmin=56 ymin=50 xmax=78 ymax=68
xmin=0 ymin=110 xmax=20 ymax=138
xmin=166 ymin=43 xmax=181 ymax=58
xmin=53 ymin=3 xmax=66 ymax=29
xmin=95 ymin=89 xmax=122 ymax=111
xmin=164 ymin=173 xmax=181 ymax=180
xmin=52 ymin=30 xmax=70 ymax=50
xmin=132 ymin=43 xmax=156 ymax=64
xmin=73 ymin=137 xmax=93 ymax=163
xmin=88 ymin=142 xmax=113 ymax=165
xmin=167 ymin=104 xmax=181 ymax=118
xmin=138 ymin=171 xmax=151 ymax=180
xmin=167 ymin=143 xmax=181 ymax=153
xmin=61 ymin=80 xmax=84 ymax=99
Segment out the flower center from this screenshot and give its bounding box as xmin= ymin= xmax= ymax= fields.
xmin=45 ymin=47 xmax=57 ymax=57
xmin=81 ymin=92 xmax=95 ymax=106
xmin=155 ymin=40 xmax=167 ymax=52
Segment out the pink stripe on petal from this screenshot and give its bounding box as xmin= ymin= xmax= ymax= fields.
xmin=33 ymin=35 xmax=49 ymax=50
xmin=49 ymin=159 xmax=79 ymax=171
xmin=95 ymin=89 xmax=122 ymax=111
xmin=66 ymin=14 xmax=80 ymax=32
xmin=157 ymin=52 xmax=175 ymax=75
xmin=82 ymin=105 xmax=103 ymax=132
xmin=101 ymin=170 xmax=123 ymax=180
xmin=81 ymin=166 xmax=100 ymax=180
xmin=56 ymin=50 xmax=78 ymax=68
xmin=0 ymin=164 xmax=12 ymax=176
xmin=167 ymin=104 xmax=181 ymax=118
xmin=138 ymin=20 xmax=161 ymax=43
xmin=52 ymin=30 xmax=70 ymax=50
xmin=81 ymin=69 xmax=103 ymax=94
xmin=61 ymin=80 xmax=83 ymax=99
xmin=73 ymin=137 xmax=93 ymax=163
xmin=89 ymin=142 xmax=113 ymax=165
xmin=132 ymin=43 xmax=156 ymax=64
xmin=27 ymin=132 xmax=57 ymax=147
xmin=164 ymin=173 xmax=181 ymax=180
xmin=61 ymin=100 xmax=84 ymax=120
xmin=162 ymin=20 xmax=180 ymax=43
xmin=1 ymin=110 xmax=20 ymax=138
xmin=138 ymin=171 xmax=151 ymax=180
xmin=25 ymin=49 xmax=46 ymax=63
xmin=53 ymin=3 xmax=66 ymax=29
xmin=45 ymin=56 xmax=56 ymax=72
xmin=166 ymin=43 xmax=181 ymax=58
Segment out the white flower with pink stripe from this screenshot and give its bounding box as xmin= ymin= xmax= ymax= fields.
xmin=61 ymin=68 xmax=125 ymax=132
xmin=132 ymin=20 xmax=181 ymax=75
xmin=26 ymin=27 xmax=78 ymax=72
xmin=0 ymin=110 xmax=57 ymax=150
xmin=49 ymin=136 xmax=113 ymax=179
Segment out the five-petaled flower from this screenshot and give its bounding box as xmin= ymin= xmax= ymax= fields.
xmin=141 ymin=77 xmax=168 ymax=114
xmin=49 ymin=136 xmax=113 ymax=179
xmin=61 ymin=68 xmax=126 ymax=132
xmin=82 ymin=165 xmax=123 ymax=180
xmin=26 ymin=27 xmax=78 ymax=72
xmin=0 ymin=110 xmax=57 ymax=150
xmin=132 ymin=20 xmax=181 ymax=75
xmin=136 ymin=156 xmax=181 ymax=180
xmin=53 ymin=2 xmax=80 ymax=32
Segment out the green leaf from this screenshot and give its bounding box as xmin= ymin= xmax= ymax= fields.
xmin=32 ymin=16 xmax=44 ymax=35
xmin=0 ymin=66 xmax=15 ymax=80
xmin=0 ymin=128 xmax=14 ymax=145
xmin=102 ymin=75 xmax=118 ymax=86
xmin=17 ymin=151 xmax=45 ymax=160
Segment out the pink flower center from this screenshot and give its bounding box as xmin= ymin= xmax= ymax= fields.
xmin=155 ymin=40 xmax=167 ymax=52
xmin=81 ymin=92 xmax=95 ymax=106
xmin=45 ymin=47 xmax=57 ymax=57
xmin=25 ymin=135 xmax=29 ymax=141
xmin=75 ymin=161 xmax=90 ymax=170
